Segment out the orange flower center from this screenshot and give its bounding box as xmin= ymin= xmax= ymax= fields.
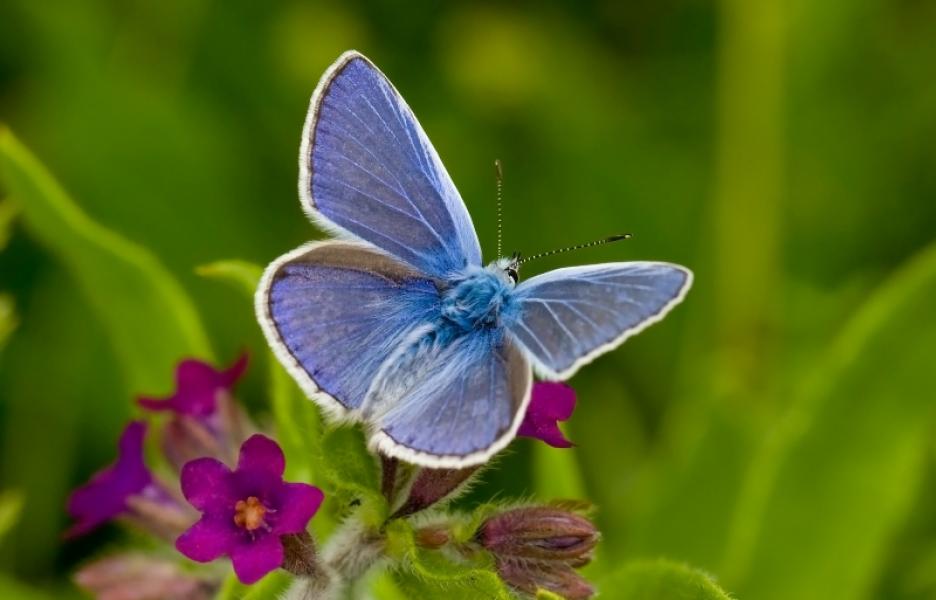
xmin=233 ymin=496 xmax=268 ymax=531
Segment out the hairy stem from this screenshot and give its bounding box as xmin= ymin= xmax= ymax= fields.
xmin=284 ymin=520 xmax=386 ymax=600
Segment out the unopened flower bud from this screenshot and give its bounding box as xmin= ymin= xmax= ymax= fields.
xmin=282 ymin=530 xmax=330 ymax=582
xmin=391 ymin=466 xmax=479 ymax=519
xmin=415 ymin=525 xmax=451 ymax=549
xmin=74 ymin=553 xmax=216 ymax=600
xmin=477 ymin=506 xmax=598 ymax=565
xmin=497 ymin=561 xmax=595 ymax=600
xmin=477 ymin=506 xmax=599 ymax=599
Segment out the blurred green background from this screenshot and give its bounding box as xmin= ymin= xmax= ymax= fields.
xmin=1 ymin=0 xmax=935 ymax=598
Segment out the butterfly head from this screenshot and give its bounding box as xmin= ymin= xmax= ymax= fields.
xmin=491 ymin=252 xmax=521 ymax=285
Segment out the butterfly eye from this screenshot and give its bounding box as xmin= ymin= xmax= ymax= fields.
xmin=506 ymin=267 xmax=518 ymax=283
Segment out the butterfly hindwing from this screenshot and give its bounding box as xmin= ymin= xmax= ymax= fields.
xmin=508 ymin=263 xmax=692 ymax=379
xmin=301 ymin=51 xmax=482 ymax=279
xmin=256 ymin=241 xmax=441 ymax=416
xmin=366 ymin=328 xmax=531 ymax=468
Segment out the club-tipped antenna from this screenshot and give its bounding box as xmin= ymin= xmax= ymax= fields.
xmin=495 ymin=159 xmax=504 ymax=258
xmin=518 ymin=234 xmax=632 ymax=265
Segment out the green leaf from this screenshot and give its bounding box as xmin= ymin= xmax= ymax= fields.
xmin=0 ymin=574 xmax=58 ymax=600
xmin=0 ymin=197 xmax=18 ymax=250
xmin=320 ymin=426 xmax=386 ymax=526
xmin=394 ymin=547 xmax=511 ymax=600
xmin=0 ymin=294 xmax=16 ymax=350
xmin=321 ymin=426 xmax=380 ymax=492
xmin=536 ymin=590 xmax=565 ymax=600
xmin=726 ymin=241 xmax=936 ymax=599
xmin=371 ymin=570 xmax=410 ymax=600
xmin=196 ymin=260 xmax=263 ymax=297
xmin=387 ymin=516 xmax=510 ymax=598
xmin=600 ymin=559 xmax=732 ymax=600
xmin=0 ymin=127 xmax=212 ymax=393
xmin=0 ymin=490 xmax=23 ymax=543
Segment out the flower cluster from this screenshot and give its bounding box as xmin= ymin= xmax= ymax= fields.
xmin=67 ymin=355 xmax=324 ymax=597
xmin=67 ymin=357 xmax=597 ymax=599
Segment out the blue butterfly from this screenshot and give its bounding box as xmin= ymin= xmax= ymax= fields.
xmin=256 ymin=51 xmax=692 ymax=468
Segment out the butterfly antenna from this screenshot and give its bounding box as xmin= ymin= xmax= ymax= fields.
xmin=495 ymin=159 xmax=504 ymax=258
xmin=519 ymin=234 xmax=632 ymax=265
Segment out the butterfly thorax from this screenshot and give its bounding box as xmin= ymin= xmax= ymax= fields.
xmin=440 ymin=266 xmax=516 ymax=332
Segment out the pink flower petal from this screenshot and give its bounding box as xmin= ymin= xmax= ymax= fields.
xmin=220 ymin=352 xmax=249 ymax=387
xmin=273 ymin=483 xmax=324 ymax=535
xmin=180 ymin=458 xmax=231 ymax=512
xmin=138 ymin=354 xmax=247 ymax=417
xmin=518 ymin=382 xmax=577 ymax=448
xmin=230 ymin=534 xmax=284 ymax=584
xmin=522 ymin=420 xmax=574 ymax=448
xmin=237 ymin=435 xmax=285 ymax=478
xmin=533 ymin=382 xmax=576 ymax=420
xmin=66 ymin=421 xmax=152 ymax=537
xmin=176 ymin=515 xmax=239 ymax=563
xmin=176 ymin=359 xmax=222 ymax=391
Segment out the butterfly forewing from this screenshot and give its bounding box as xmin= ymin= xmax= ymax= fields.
xmin=301 ymin=51 xmax=482 ymax=279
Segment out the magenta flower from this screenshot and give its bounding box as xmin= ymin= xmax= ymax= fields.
xmin=138 ymin=354 xmax=248 ymax=418
xmin=139 ymin=354 xmax=251 ymax=470
xmin=517 ymin=382 xmax=577 ymax=448
xmin=66 ymin=421 xmax=153 ymax=537
xmin=175 ymin=435 xmax=324 ymax=584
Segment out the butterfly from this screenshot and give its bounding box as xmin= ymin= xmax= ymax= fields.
xmin=256 ymin=50 xmax=692 ymax=468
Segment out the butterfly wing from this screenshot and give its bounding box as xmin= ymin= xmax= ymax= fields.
xmin=508 ymin=262 xmax=692 ymax=380
xmin=256 ymin=241 xmax=441 ymax=417
xmin=366 ymin=329 xmax=532 ymax=468
xmin=300 ymin=51 xmax=482 ymax=279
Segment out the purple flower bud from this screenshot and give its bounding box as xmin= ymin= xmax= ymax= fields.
xmin=175 ymin=434 xmax=324 ymax=584
xmin=497 ymin=562 xmax=595 ymax=600
xmin=415 ymin=525 xmax=450 ymax=549
xmin=74 ymin=553 xmax=216 ymax=600
xmin=478 ymin=506 xmax=598 ymax=564
xmin=517 ymin=382 xmax=576 ymax=448
xmin=391 ymin=465 xmax=479 ymax=519
xmin=477 ymin=506 xmax=599 ymax=598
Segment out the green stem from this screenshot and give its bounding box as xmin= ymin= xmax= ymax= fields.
xmin=711 ymin=0 xmax=787 ymax=401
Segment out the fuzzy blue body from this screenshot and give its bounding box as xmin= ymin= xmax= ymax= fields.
xmin=440 ymin=266 xmax=517 ymax=333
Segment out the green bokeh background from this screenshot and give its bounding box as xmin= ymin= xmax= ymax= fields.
xmin=1 ymin=1 xmax=935 ymax=598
